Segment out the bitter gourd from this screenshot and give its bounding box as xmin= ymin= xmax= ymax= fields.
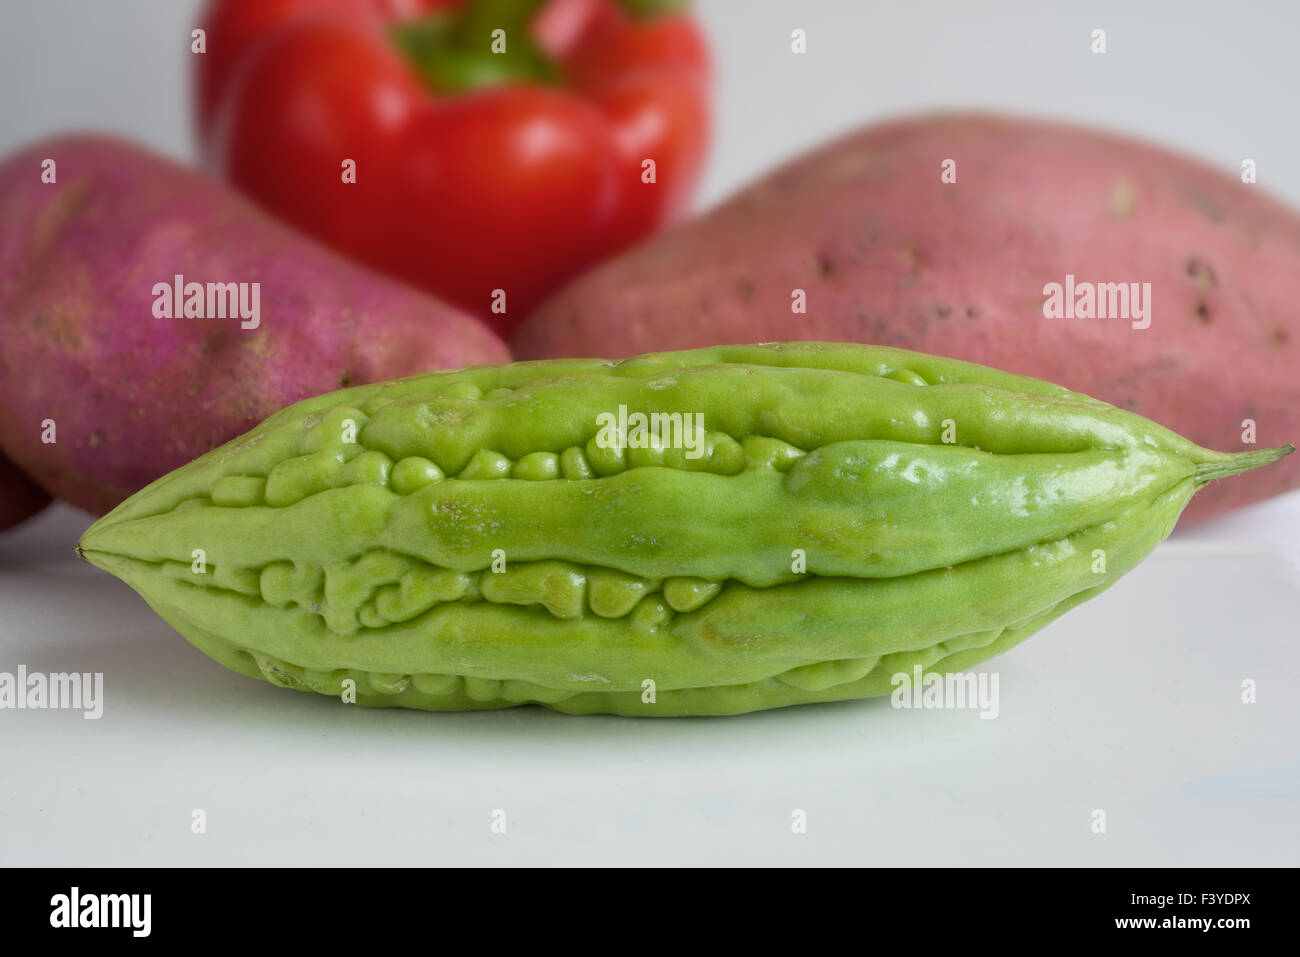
xmin=77 ymin=343 xmax=1291 ymax=716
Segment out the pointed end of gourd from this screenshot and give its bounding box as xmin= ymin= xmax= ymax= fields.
xmin=76 ymin=542 xmax=106 ymax=572
xmin=76 ymin=520 xmax=114 ymax=571
xmin=1194 ymin=444 xmax=1294 ymax=485
xmin=76 ymin=541 xmax=146 ymax=591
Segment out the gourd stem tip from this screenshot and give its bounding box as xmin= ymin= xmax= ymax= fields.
xmin=1194 ymin=444 xmax=1294 ymax=484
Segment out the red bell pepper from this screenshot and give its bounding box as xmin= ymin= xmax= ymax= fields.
xmin=194 ymin=0 xmax=711 ymax=334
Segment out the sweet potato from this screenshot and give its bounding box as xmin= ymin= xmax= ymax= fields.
xmin=513 ymin=113 xmax=1300 ymax=522
xmin=0 ymin=450 xmax=49 ymax=531
xmin=0 ymin=135 xmax=508 ymax=515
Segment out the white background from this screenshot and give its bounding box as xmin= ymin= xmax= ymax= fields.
xmin=1 ymin=0 xmax=1297 ymax=865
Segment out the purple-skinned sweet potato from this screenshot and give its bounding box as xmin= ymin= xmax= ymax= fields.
xmin=513 ymin=113 xmax=1300 ymax=523
xmin=0 ymin=134 xmax=508 ymax=515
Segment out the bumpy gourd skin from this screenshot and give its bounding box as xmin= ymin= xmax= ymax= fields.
xmin=77 ymin=343 xmax=1290 ymax=716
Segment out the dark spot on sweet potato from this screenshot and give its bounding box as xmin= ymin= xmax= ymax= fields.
xmin=88 ymin=430 xmax=104 ymax=448
xmin=1193 ymin=299 xmax=1212 ymax=324
xmin=965 ymin=305 xmax=980 ymax=319
xmin=1270 ymin=327 xmax=1288 ymax=348
xmin=738 ymin=279 xmax=754 ymax=301
xmin=816 ymin=255 xmax=835 ymax=278
xmin=1185 ymin=190 xmax=1225 ymax=223
xmin=30 ymin=311 xmax=82 ymax=350
xmin=337 ymin=371 xmax=354 ymax=388
xmin=934 ymin=304 xmax=951 ymax=319
xmin=1185 ymin=257 xmax=1218 ymax=290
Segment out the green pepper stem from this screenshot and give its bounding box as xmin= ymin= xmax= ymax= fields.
xmin=1194 ymin=444 xmax=1294 ymax=483
xmin=390 ymin=0 xmax=558 ymax=94
xmin=617 ymin=0 xmax=693 ymax=17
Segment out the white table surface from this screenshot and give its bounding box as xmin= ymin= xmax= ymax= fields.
xmin=1 ymin=0 xmax=1297 ymax=866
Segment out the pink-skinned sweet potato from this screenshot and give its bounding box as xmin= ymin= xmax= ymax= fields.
xmin=513 ymin=113 xmax=1300 ymax=522
xmin=0 ymin=135 xmax=508 ymax=515
xmin=0 ymin=450 xmax=50 ymax=530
